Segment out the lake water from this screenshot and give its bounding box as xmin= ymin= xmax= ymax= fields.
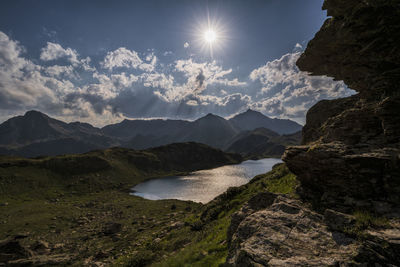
xmin=131 ymin=158 xmax=282 ymax=203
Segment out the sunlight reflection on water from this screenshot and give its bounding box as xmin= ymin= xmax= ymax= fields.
xmin=131 ymin=158 xmax=282 ymax=203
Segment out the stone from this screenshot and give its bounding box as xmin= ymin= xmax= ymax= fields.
xmin=31 ymin=240 xmax=50 ymax=254
xmin=169 ymin=221 xmax=184 ymax=230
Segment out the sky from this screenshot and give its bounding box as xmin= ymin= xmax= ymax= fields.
xmin=0 ymin=0 xmax=355 ymax=126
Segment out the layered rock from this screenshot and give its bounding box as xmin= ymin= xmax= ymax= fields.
xmin=283 ymin=0 xmax=400 ymax=212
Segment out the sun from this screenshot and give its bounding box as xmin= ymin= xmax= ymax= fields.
xmin=204 ymin=29 xmax=217 ymax=43
xmin=190 ymin=14 xmax=228 ymax=58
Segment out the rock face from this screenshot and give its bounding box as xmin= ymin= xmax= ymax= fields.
xmin=225 ymin=192 xmax=400 ymax=266
xmin=226 ymin=193 xmax=356 ymax=266
xmin=225 ymin=1 xmax=400 ymax=266
xmin=283 ymin=0 xmax=400 ymax=212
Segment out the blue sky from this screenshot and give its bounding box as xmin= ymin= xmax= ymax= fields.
xmin=0 ymin=0 xmax=354 ymax=126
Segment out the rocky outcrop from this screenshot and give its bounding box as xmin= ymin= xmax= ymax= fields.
xmin=226 ymin=0 xmax=400 ymax=265
xmin=296 ymin=0 xmax=400 ymax=95
xmin=283 ymin=0 xmax=400 ymax=212
xmin=225 ymin=192 xmax=400 ymax=266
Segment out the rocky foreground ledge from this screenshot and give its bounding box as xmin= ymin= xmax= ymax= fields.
xmin=226 ymin=192 xmax=400 ymax=266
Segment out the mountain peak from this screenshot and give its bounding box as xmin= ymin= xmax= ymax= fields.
xmin=229 ymin=109 xmax=302 ymax=135
xmin=245 ymin=108 xmax=257 ymax=113
xmin=23 ymin=110 xmax=49 ymax=120
xmin=243 ymin=109 xmax=264 ymax=116
xmin=233 ymin=109 xmax=268 ymax=119
xmin=196 ymin=113 xmax=226 ymax=122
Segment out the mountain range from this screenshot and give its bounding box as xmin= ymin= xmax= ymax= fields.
xmin=0 ymin=109 xmax=302 ymax=157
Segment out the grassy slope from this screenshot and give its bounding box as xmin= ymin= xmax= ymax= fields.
xmin=0 ymin=143 xmax=241 ymax=265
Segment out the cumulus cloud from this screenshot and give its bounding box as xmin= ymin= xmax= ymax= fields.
xmin=0 ymin=32 xmax=121 ymax=125
xmin=101 ymin=47 xmax=143 ymax=70
xmin=0 ymin=32 xmax=57 ymax=110
xmin=44 ymin=65 xmax=76 ymax=79
xmin=40 ymin=42 xmax=79 ymax=63
xmin=174 ymin=58 xmax=246 ymax=94
xmin=249 ymin=51 xmax=355 ymax=122
xmin=101 ymin=47 xmax=157 ymax=72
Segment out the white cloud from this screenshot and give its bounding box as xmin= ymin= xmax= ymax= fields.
xmin=174 ymin=58 xmax=246 ymax=92
xmin=141 ymin=73 xmax=174 ymax=89
xmin=186 ymin=100 xmax=198 ymax=106
xmin=0 ymin=32 xmax=57 ymax=109
xmin=140 ymin=52 xmax=157 ymax=72
xmin=249 ymin=51 xmax=355 ymax=122
xmin=101 ymin=47 xmax=143 ymax=70
xmin=44 ymin=65 xmax=76 ymax=79
xmin=40 ymin=42 xmax=79 ymax=64
xmin=184 ymin=42 xmax=189 ymax=48
xmin=101 ymin=47 xmax=157 ymax=72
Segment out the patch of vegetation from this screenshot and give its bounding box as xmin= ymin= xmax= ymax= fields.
xmin=353 ymin=210 xmax=389 ymax=229
xmin=344 ymin=210 xmax=389 ymax=238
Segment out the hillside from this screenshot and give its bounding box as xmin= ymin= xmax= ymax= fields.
xmin=226 ymin=128 xmax=301 ymax=158
xmin=0 ymin=142 xmax=241 ymax=196
xmin=0 ymin=142 xmax=242 ymax=265
xmin=177 ymin=114 xmax=240 ymax=149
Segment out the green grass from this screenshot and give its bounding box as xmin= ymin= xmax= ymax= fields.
xmin=353 ymin=210 xmax=389 ymax=228
xmin=343 ymin=210 xmax=389 ymax=238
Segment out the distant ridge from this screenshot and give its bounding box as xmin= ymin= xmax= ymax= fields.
xmin=0 ymin=110 xmax=302 ymax=157
xmin=229 ymin=109 xmax=302 ymax=135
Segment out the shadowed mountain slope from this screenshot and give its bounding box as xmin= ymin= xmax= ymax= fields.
xmin=0 ymin=110 xmax=301 ymax=157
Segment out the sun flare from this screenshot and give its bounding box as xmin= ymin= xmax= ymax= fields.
xmin=204 ymin=29 xmax=217 ymax=43
xmin=191 ymin=15 xmax=228 ymax=58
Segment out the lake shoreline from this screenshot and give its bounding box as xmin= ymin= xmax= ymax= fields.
xmin=131 ymin=158 xmax=282 ymax=203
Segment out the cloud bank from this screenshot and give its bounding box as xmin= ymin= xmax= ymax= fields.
xmin=0 ymin=31 xmax=355 ymax=126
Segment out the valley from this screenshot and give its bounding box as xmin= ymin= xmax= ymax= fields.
xmin=0 ymin=142 xmax=245 ymax=265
